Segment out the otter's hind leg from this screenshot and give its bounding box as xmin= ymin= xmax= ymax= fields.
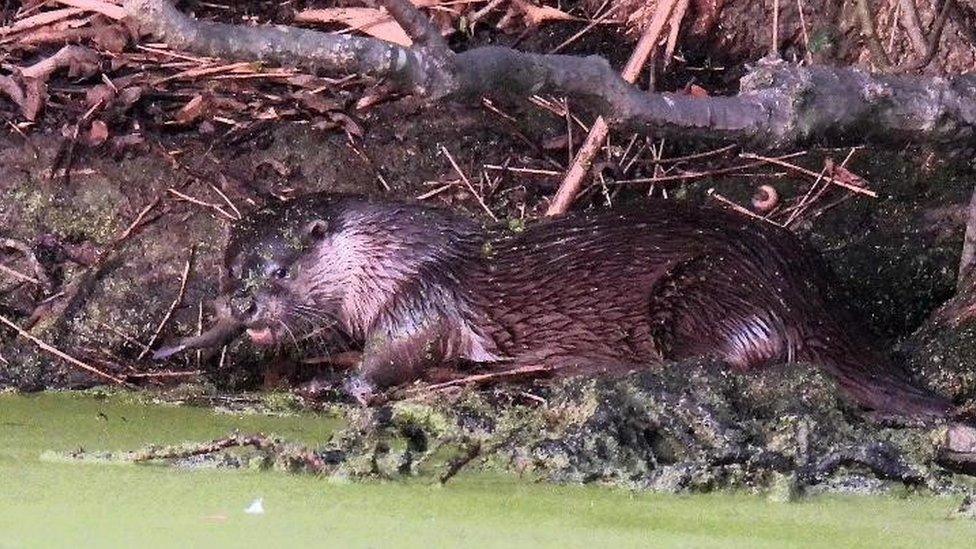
xmin=345 ymin=324 xmax=454 ymax=404
xmin=649 ymin=256 xmax=796 ymax=371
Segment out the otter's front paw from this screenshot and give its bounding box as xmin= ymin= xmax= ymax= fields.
xmin=343 ymin=376 xmax=377 ymax=406
xmin=294 ymin=376 xmax=342 ymax=401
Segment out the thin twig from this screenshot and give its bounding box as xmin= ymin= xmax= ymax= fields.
xmin=958 ymin=181 xmax=976 ymax=288
xmin=739 ymin=153 xmax=877 ymax=197
xmin=0 ymin=314 xmax=131 ymax=386
xmin=796 ymin=0 xmax=813 ymax=64
xmin=548 ymin=0 xmax=618 ymax=54
xmin=546 ymin=0 xmax=681 ymax=216
xmin=898 ymin=0 xmax=932 ymax=58
xmin=416 ymin=364 xmax=554 ymax=392
xmin=441 ymin=145 xmax=497 ymax=221
xmin=771 ymin=0 xmax=780 ymax=57
xmin=856 ymin=0 xmax=893 ymax=68
xmin=139 ymin=247 xmax=195 ymax=360
xmin=94 ymin=320 xmax=152 ymax=354
xmin=126 ymin=370 xmax=204 ymax=379
xmin=484 ymin=165 xmax=561 ymax=176
xmin=707 ymin=189 xmax=786 ymax=227
xmin=208 ymin=183 xmax=242 ymax=219
xmin=613 ymin=151 xmax=806 ymax=185
xmin=0 ymin=263 xmax=42 ymax=286
xmin=167 ymin=188 xmax=238 ymax=221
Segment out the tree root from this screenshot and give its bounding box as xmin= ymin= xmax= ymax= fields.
xmin=799 ymin=442 xmax=926 ymax=486
xmin=123 ymin=0 xmax=976 ymax=150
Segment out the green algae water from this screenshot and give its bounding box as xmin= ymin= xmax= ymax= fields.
xmin=1 ymin=393 xmax=974 ymax=548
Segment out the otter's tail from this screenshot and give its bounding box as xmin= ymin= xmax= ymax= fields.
xmin=806 ymin=344 xmax=953 ymax=422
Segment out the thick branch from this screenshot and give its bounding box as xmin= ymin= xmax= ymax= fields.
xmin=124 ymin=0 xmax=976 ymax=149
xmin=122 ymin=0 xmax=445 ymax=95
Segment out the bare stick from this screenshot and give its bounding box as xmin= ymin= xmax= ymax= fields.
xmin=771 ymin=0 xmax=780 ymax=57
xmin=796 ymin=0 xmax=813 ymax=64
xmin=126 ymin=370 xmax=203 ymax=379
xmin=441 ymin=145 xmax=497 ymax=221
xmin=739 ymin=153 xmax=877 ymax=197
xmin=893 ymin=0 xmax=953 ymax=72
xmin=125 ymin=433 xmax=326 ymax=473
xmin=707 ymin=189 xmax=786 ymax=227
xmin=897 ymin=0 xmax=931 ymax=58
xmin=139 ymin=248 xmax=194 ymax=360
xmin=416 ymin=364 xmax=554 ymax=392
xmin=0 ymin=263 xmax=42 ymax=286
xmin=0 ymin=314 xmax=130 ymax=386
xmin=958 ymin=182 xmax=976 ymax=288
xmin=167 ymin=188 xmax=237 ymax=221
xmin=856 ymin=0 xmax=892 ymax=68
xmin=53 ymin=1 xmax=126 ymax=20
xmin=546 ymin=0 xmax=681 ymax=216
xmin=0 ymin=8 xmax=83 ymax=37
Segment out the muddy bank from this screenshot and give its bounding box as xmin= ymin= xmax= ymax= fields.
xmin=50 ymin=364 xmax=976 ymax=498
xmin=2 ymin=114 xmax=974 ymax=388
xmin=3 ymin=100 xmax=976 ymax=498
xmin=8 ymin=393 xmax=976 ymax=547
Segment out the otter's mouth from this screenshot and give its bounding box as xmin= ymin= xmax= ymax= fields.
xmin=246 ymin=326 xmax=277 ymax=346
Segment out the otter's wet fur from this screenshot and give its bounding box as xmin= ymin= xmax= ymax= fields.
xmin=186 ymin=193 xmax=955 ymax=420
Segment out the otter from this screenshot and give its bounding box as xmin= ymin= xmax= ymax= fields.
xmin=158 ymin=193 xmax=956 ymax=420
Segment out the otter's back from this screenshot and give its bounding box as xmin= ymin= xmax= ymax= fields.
xmin=469 ymin=200 xmax=855 ymax=374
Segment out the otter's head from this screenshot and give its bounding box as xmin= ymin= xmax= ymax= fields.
xmin=222 ymin=193 xmax=479 ymax=349
xmin=222 ymin=196 xmax=350 ymax=348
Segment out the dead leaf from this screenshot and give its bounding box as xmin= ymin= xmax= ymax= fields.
xmin=286 ymin=74 xmax=317 ymax=88
xmin=355 ymin=86 xmax=396 ymax=110
xmin=54 ymin=0 xmax=126 ymax=21
xmin=174 ymin=94 xmax=209 ymax=125
xmin=295 ymin=90 xmax=342 ymax=114
xmin=0 ymin=76 xmax=25 ymax=110
xmin=88 ymin=119 xmax=109 ymax=146
xmin=92 ymin=22 xmax=129 ymax=53
xmin=294 ymin=0 xmax=445 ymax=47
xmin=311 ymin=118 xmax=339 ymax=135
xmin=86 ymin=83 xmax=116 ymax=109
xmin=295 ymin=8 xmax=412 ymax=46
xmin=513 ymin=0 xmax=578 ymax=27
xmin=110 ymin=132 xmax=144 ymax=152
xmin=829 ymin=163 xmax=868 ymax=188
xmin=212 ymin=96 xmax=249 ymax=112
xmin=21 ymin=79 xmax=46 ymax=121
xmin=329 ymin=111 xmax=364 ymax=138
xmin=118 ymin=86 xmax=142 ymax=108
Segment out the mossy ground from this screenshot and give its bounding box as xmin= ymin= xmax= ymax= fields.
xmin=3 ymin=391 xmax=976 ymax=548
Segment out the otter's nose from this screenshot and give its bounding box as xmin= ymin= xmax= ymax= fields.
xmin=230 ymin=294 xmax=257 ymax=319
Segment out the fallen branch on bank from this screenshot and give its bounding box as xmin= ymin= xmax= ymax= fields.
xmin=122 ymin=0 xmax=976 ymax=151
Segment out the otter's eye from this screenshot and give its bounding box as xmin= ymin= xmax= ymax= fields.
xmin=274 ymin=267 xmax=288 ymax=279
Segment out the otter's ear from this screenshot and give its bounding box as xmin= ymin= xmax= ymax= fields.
xmin=305 ymin=219 xmax=329 ymax=241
